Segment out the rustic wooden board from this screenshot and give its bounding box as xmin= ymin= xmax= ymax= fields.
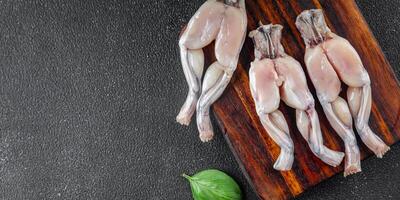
xmin=191 ymin=0 xmax=400 ymax=199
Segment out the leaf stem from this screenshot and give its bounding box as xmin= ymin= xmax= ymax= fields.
xmin=181 ymin=173 xmax=193 ymax=181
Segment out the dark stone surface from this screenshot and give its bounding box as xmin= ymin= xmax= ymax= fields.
xmin=0 ymin=0 xmax=398 ymax=199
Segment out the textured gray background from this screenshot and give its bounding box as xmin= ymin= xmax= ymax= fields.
xmin=0 ymin=0 xmax=398 ymax=200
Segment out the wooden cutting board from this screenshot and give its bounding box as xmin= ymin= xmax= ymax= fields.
xmin=189 ymin=0 xmax=400 ymax=199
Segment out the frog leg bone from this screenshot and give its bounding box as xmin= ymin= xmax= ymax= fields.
xmin=196 ymin=62 xmax=233 ymax=142
xmin=347 ymin=78 xmax=390 ymax=158
xmin=259 ymin=110 xmax=295 ymax=170
xmin=323 ymin=35 xmax=390 ymax=158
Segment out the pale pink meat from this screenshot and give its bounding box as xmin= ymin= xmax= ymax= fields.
xmin=275 ymin=56 xmax=313 ymax=110
xmin=215 ymin=5 xmax=247 ymax=68
xmin=181 ymin=1 xmax=225 ymax=50
xmin=249 ymin=59 xmax=281 ymax=114
xmin=304 ymin=46 xmax=341 ymax=103
xmin=324 ymin=36 xmax=369 ymax=87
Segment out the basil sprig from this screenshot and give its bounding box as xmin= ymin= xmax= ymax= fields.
xmin=182 ymin=169 xmax=242 ymax=200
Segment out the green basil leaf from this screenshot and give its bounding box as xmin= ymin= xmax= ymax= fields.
xmin=183 ymin=169 xmax=242 ymax=200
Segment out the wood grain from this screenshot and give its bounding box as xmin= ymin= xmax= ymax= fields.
xmin=189 ymin=0 xmax=400 ymax=199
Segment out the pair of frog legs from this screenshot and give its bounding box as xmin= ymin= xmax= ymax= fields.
xmin=296 ymin=9 xmax=389 ymax=176
xmin=176 ymin=0 xmax=247 ymax=142
xmin=248 ymin=24 xmax=344 ymax=170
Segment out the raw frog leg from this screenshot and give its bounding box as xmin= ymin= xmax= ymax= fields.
xmin=296 ymin=9 xmax=389 ymax=176
xmin=248 ymin=24 xmax=344 ymax=170
xmin=177 ymin=0 xmax=247 ymax=142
